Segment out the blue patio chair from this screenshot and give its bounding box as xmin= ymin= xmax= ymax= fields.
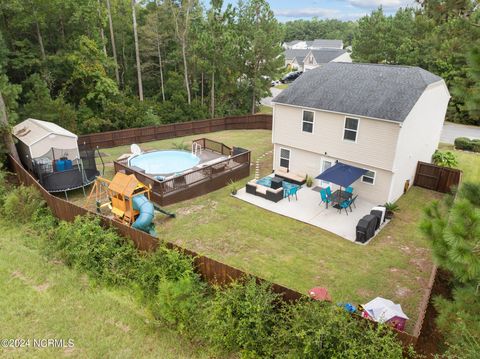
xmin=349 ymin=195 xmax=358 ymax=210
xmin=346 ymin=186 xmax=354 ymax=194
xmin=320 ymin=189 xmax=331 ymax=208
xmin=288 ymin=186 xmax=298 ymax=201
xmin=338 ymin=199 xmax=352 ymax=215
xmin=326 ymin=186 xmax=332 ymax=197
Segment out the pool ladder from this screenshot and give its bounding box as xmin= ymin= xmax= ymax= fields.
xmin=192 ymin=142 xmax=202 ymax=156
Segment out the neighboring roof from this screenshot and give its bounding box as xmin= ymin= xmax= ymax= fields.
xmin=12 ymin=118 xmax=77 ymax=147
xmin=315 ymin=162 xmax=368 ymax=187
xmin=308 ymin=49 xmax=347 ymax=64
xmin=312 ymin=39 xmax=343 ymax=49
xmin=273 ymin=63 xmax=444 ymax=123
xmin=363 ymin=297 xmax=409 ymax=323
xmin=284 ymin=40 xmax=301 ymax=47
xmin=284 ymin=49 xmax=310 ymax=61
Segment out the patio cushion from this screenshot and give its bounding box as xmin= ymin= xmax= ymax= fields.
xmin=256 ymin=184 xmax=268 ymax=195
xmin=267 ymin=186 xmax=283 ymax=194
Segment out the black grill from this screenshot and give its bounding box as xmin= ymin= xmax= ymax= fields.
xmin=356 ymin=214 xmax=377 ymax=243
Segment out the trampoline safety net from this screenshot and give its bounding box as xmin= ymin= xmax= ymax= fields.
xmin=32 ymin=146 xmax=99 ymax=193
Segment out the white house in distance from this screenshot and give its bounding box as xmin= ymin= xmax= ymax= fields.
xmin=283 ymin=39 xmax=349 ymax=71
xmin=303 ymin=49 xmax=352 ymax=71
xmin=283 ymin=39 xmax=343 ymax=50
xmin=284 ymin=49 xmax=351 ymax=71
xmin=271 ymin=63 xmax=450 ymax=204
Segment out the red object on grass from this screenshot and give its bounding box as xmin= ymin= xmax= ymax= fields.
xmin=308 ymin=287 xmax=332 ymax=302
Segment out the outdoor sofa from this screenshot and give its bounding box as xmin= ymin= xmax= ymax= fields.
xmin=274 ymin=166 xmax=306 ymax=185
xmin=246 ymin=180 xmax=283 ymax=202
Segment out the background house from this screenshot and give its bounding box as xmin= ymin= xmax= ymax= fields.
xmin=283 ymin=38 xmax=343 ymax=50
xmin=303 ymin=49 xmax=352 ymax=71
xmin=271 ymin=63 xmax=450 ymax=204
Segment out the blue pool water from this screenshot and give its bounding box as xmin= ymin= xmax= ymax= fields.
xmin=129 ymin=150 xmax=200 ymax=175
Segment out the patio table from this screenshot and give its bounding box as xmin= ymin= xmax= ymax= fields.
xmin=330 ymin=189 xmax=353 ymax=207
xmin=270 ymin=176 xmax=283 ymax=189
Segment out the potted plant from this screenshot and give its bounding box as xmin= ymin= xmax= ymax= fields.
xmin=305 ymin=175 xmax=313 ymax=188
xmin=228 ymin=180 xmax=239 ymax=195
xmin=384 ymin=202 xmax=399 ymax=219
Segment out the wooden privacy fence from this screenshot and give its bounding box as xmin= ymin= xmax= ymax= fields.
xmin=7 ymin=154 xmax=422 ymax=348
xmin=78 ymin=114 xmax=272 ymax=149
xmin=414 ymin=161 xmax=462 ymax=193
xmin=7 ymin=154 xmax=298 ymax=299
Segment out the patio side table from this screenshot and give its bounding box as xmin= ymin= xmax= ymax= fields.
xmin=270 ymin=176 xmax=283 ymax=190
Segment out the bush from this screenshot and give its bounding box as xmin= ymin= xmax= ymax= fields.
xmin=454 ymin=137 xmax=480 ymax=152
xmin=151 ymin=275 xmax=204 ymax=334
xmin=51 ymin=215 xmax=140 ymax=285
xmin=136 ymin=246 xmax=197 ymax=300
xmin=2 ymin=185 xmax=45 ymax=223
xmin=273 ymin=300 xmax=405 ymax=359
xmin=432 ymin=150 xmax=458 ymax=168
xmin=203 ymin=278 xmax=280 ymax=357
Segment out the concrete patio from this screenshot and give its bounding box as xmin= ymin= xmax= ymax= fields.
xmin=234 ymin=183 xmax=387 ymax=242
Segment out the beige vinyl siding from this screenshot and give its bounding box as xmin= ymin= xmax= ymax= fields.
xmin=273 ymin=144 xmax=393 ymax=204
xmin=388 ymin=81 xmax=450 ymax=202
xmin=272 ymin=104 xmax=401 ymax=171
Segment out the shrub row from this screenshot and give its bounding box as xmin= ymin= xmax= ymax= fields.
xmin=454 ymin=137 xmax=480 ymax=152
xmin=0 ymin=181 xmax=409 ymax=358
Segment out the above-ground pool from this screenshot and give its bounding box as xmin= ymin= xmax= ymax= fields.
xmin=129 ymin=150 xmax=200 ymax=176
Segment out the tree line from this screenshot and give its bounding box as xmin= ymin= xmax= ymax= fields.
xmin=0 ymin=0 xmax=284 ymax=135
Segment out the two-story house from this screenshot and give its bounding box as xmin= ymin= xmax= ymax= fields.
xmin=271 ymin=63 xmax=450 ymax=204
xmin=303 ymin=49 xmax=352 ymax=71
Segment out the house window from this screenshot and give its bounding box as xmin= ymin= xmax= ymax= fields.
xmin=280 ymin=148 xmax=290 ymax=169
xmin=343 ymin=117 xmax=359 ymax=142
xmin=362 ymin=170 xmax=375 ymax=185
xmin=302 ymin=110 xmax=314 ymax=133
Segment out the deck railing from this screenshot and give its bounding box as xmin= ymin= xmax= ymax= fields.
xmin=113 ymin=140 xmax=250 ymax=206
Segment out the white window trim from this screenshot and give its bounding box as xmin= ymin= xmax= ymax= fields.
xmin=301 ymin=109 xmax=315 ymax=134
xmin=342 ymin=116 xmax=360 ymax=143
xmin=362 ymin=169 xmax=376 ymax=185
xmin=279 ymin=147 xmax=291 ymax=169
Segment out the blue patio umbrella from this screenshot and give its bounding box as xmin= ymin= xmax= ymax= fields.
xmin=315 ymin=162 xmax=368 ymax=188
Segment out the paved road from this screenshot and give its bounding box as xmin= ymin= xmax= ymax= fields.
xmin=261 ymin=87 xmax=283 ymax=107
xmin=261 ymin=89 xmax=480 ymax=144
xmin=440 ymin=122 xmax=480 ymax=144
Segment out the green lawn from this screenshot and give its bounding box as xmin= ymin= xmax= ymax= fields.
xmin=257 ymin=105 xmax=273 ymax=115
xmin=438 ymin=143 xmax=480 ymax=183
xmin=0 ymin=220 xmax=208 ymax=358
xmin=274 ymin=83 xmax=289 ymax=90
xmin=86 ymin=129 xmax=441 ymax=333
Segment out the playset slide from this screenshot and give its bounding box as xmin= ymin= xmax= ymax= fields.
xmin=131 ymin=195 xmax=156 ymax=235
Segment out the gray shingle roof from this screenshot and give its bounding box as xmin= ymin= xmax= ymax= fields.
xmin=312 ymin=39 xmax=343 ymax=49
xmin=285 ymin=40 xmax=301 ymax=46
xmin=284 ymin=49 xmax=310 ymax=61
xmin=273 ymin=63 xmax=444 ymax=123
xmin=309 ymin=49 xmax=347 ymax=64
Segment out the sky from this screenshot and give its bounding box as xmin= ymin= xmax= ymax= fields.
xmin=221 ymin=0 xmax=418 ymax=21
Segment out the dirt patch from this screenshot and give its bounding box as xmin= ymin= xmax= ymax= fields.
xmin=63 ymin=347 xmax=75 ymax=357
xmin=176 ymin=200 xmax=218 ymax=216
xmin=107 ymin=319 xmax=130 ymax=333
xmin=33 ymin=283 xmax=50 ymax=292
xmin=395 ymin=286 xmax=412 ymax=298
xmin=356 ymin=288 xmax=374 ymax=298
xmin=11 ymin=270 xmax=50 ymax=293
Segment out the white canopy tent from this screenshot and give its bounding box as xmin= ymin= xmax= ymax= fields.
xmin=12 ymin=118 xmax=80 ymax=163
xmin=362 ymin=297 xmax=409 ymax=323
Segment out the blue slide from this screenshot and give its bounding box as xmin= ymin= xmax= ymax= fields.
xmin=131 ymin=195 xmax=156 ymax=236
